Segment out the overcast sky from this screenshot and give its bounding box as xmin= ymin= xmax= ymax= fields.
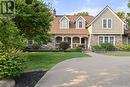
xmin=44 ymin=0 xmax=130 ymax=16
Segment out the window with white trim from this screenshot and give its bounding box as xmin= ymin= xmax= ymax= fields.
xmin=108 ymin=19 xmax=112 ymax=28
xmin=102 ymin=18 xmax=112 ymax=29
xmin=109 ymin=37 xmax=115 ymax=45
xmin=99 ymin=37 xmax=103 ymax=44
xmin=60 ymin=18 xmax=69 ymax=29
xmin=98 ymin=36 xmax=115 ymax=45
xmin=76 ymin=17 xmax=85 ymax=29
xmin=103 ymin=19 xmax=107 ymax=28
xmin=104 ymin=37 xmax=109 ymax=43
xmin=79 ymin=20 xmax=83 ymax=28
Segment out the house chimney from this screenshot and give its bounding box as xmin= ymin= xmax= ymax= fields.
xmin=52 ymin=9 xmax=56 ymax=17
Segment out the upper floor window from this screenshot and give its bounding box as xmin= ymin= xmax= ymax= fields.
xmin=103 ymin=19 xmax=107 ymax=28
xmin=102 ymin=18 xmax=112 ymax=29
xmin=78 ymin=20 xmax=83 ymax=28
xmin=108 ymin=19 xmax=112 ymax=28
xmin=76 ymin=16 xmax=85 ymax=29
xmin=60 ymin=16 xmax=69 ymax=29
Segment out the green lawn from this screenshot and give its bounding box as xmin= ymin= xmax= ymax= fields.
xmin=104 ymin=52 xmax=130 ymax=56
xmin=25 ymin=52 xmax=88 ymax=71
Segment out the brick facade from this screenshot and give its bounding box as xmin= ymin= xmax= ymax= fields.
xmin=115 ymin=35 xmax=122 ymax=46
xmin=89 ymin=34 xmax=123 ymax=49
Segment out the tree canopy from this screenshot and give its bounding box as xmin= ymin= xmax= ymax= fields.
xmin=14 ymin=0 xmax=53 ymax=43
xmin=0 ymin=18 xmax=26 ymax=50
xmin=116 ymin=12 xmax=125 ymax=19
xmin=127 ymin=0 xmax=130 ymax=26
xmin=74 ymin=12 xmax=89 ymax=16
xmin=0 ymin=0 xmax=53 ymax=50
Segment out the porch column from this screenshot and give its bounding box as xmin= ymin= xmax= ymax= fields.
xmin=85 ymin=38 xmax=87 ymax=49
xmin=71 ymin=37 xmax=73 ymax=48
xmin=79 ymin=37 xmax=81 ymax=44
xmin=54 ymin=36 xmax=56 ymax=48
xmin=62 ymin=36 xmax=64 ymax=42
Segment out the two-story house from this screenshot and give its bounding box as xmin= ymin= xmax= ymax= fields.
xmin=49 ymin=6 xmax=130 ymax=49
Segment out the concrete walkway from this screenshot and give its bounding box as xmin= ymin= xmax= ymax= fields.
xmin=35 ymin=52 xmax=130 ymax=87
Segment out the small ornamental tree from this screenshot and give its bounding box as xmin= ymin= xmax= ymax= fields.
xmin=59 ymin=42 xmax=70 ymax=51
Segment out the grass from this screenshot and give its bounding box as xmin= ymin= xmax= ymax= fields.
xmin=25 ymin=52 xmax=88 ymax=71
xmin=104 ymin=51 xmax=130 ymax=56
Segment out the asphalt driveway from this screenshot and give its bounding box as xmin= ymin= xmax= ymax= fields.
xmin=35 ymin=52 xmax=130 ymax=87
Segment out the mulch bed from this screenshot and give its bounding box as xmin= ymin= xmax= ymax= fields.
xmin=14 ymin=71 xmax=46 ymax=87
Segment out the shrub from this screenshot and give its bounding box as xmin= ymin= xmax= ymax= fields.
xmin=92 ymin=43 xmax=115 ymax=51
xmin=32 ymin=43 xmax=41 ymax=49
xmin=59 ymin=42 xmax=70 ymax=51
xmin=0 ymin=49 xmax=27 ymax=78
xmin=92 ymin=45 xmax=102 ymax=50
xmin=116 ymin=44 xmax=130 ymax=51
xmin=100 ymin=43 xmax=115 ymax=51
xmin=67 ymin=47 xmax=82 ymax=52
xmin=78 ymin=44 xmax=85 ymax=48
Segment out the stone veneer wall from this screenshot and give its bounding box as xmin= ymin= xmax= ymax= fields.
xmin=115 ymin=35 xmax=122 ymax=46
xmin=89 ymin=34 xmax=123 ymax=49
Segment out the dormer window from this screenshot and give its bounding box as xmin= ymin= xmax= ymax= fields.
xmin=78 ymin=20 xmax=83 ymax=28
xmin=60 ymin=16 xmax=69 ymax=29
xmin=76 ymin=16 xmax=86 ymax=29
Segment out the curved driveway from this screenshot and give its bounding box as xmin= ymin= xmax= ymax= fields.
xmin=35 ymin=52 xmax=130 ymax=87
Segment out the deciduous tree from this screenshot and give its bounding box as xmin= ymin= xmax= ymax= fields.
xmin=14 ymin=0 xmax=53 ymax=44
xmin=0 ymin=18 xmax=26 ymax=50
xmin=74 ymin=12 xmax=89 ymax=16
xmin=116 ymin=12 xmax=125 ymax=19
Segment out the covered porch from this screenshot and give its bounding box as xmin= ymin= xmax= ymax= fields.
xmin=54 ymin=36 xmax=89 ymax=49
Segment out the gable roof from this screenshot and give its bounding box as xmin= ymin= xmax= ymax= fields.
xmin=89 ymin=6 xmax=125 ymax=26
xmin=76 ymin=16 xmax=86 ymax=21
xmin=49 ymin=15 xmax=94 ymax=35
xmin=59 ymin=16 xmax=70 ymax=22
